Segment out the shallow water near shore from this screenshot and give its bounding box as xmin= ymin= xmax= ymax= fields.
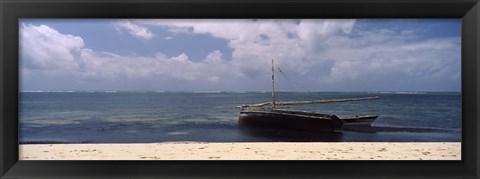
xmin=19 ymin=91 xmax=461 ymax=143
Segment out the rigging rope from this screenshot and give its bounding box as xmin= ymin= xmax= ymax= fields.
xmin=274 ymin=62 xmax=326 ymax=100
xmin=278 ymin=67 xmax=303 ymax=92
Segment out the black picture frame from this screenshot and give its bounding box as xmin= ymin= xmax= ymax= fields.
xmin=1 ymin=0 xmax=479 ymax=178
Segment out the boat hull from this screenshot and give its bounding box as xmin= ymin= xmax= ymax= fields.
xmin=340 ymin=115 xmax=378 ymax=126
xmin=238 ymin=109 xmax=343 ymax=132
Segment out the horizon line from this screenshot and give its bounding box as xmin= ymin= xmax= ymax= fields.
xmin=20 ymin=90 xmax=462 ymax=93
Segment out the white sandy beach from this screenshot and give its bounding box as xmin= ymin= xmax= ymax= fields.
xmin=19 ymin=142 xmax=460 ymax=160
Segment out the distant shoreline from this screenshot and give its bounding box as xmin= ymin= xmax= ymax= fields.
xmin=20 ymin=91 xmax=461 ymax=94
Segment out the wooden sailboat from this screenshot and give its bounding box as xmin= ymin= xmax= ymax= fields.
xmin=238 ymin=59 xmax=379 ymax=132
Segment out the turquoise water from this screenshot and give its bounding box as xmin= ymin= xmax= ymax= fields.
xmin=19 ymin=91 xmax=461 ymax=143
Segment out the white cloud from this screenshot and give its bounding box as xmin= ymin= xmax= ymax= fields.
xmin=21 ymin=23 xmax=237 ymax=86
xmin=114 ymin=20 xmax=155 ymax=40
xmin=137 ymin=19 xmax=460 ymax=91
xmin=20 ymin=20 xmax=461 ymax=91
xmin=319 ymin=32 xmax=460 ymax=87
xmin=20 ymin=23 xmax=84 ymax=71
xmin=136 ymin=19 xmax=357 ymax=78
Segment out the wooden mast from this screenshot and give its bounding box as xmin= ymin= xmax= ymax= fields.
xmin=271 ymin=59 xmax=275 ymax=109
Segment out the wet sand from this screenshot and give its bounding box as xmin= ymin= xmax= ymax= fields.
xmin=20 ymin=142 xmax=460 ymax=160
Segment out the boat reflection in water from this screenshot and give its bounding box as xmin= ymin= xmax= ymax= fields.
xmin=238 ymin=125 xmax=344 ymax=142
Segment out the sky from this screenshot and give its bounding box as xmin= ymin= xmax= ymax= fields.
xmin=19 ymin=19 xmax=461 ymax=92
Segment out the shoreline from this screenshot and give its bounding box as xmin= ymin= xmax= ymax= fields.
xmin=20 ymin=142 xmax=461 ymax=160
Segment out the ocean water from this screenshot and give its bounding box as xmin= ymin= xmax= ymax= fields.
xmin=19 ymin=91 xmax=461 ymax=143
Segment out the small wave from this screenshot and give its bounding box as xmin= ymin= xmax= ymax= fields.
xmin=167 ymin=131 xmax=190 ymax=135
xmin=243 ymin=91 xmax=263 ymax=93
xmin=368 ymin=91 xmax=428 ymax=94
xmin=394 ymin=91 xmax=427 ymax=94
xmin=25 ymin=119 xmax=81 ymax=126
xmin=193 ymin=91 xmax=222 ymax=93
xmin=23 ymin=91 xmax=44 ymax=93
